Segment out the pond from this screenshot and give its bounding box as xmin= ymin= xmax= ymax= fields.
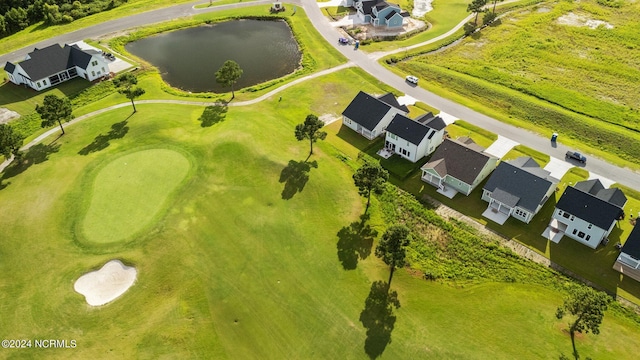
xmin=125 ymin=20 xmax=302 ymax=93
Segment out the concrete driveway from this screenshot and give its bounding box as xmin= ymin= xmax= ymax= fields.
xmin=543 ymin=157 xmax=574 ymax=181
xmin=484 ymin=136 xmax=518 ymax=159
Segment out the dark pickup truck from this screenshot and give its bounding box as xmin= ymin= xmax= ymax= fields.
xmin=566 ymin=151 xmax=587 ymax=163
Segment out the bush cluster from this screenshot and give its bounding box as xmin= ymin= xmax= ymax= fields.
xmin=0 ymin=0 xmax=128 ymax=38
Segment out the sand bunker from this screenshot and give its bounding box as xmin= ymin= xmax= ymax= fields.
xmin=74 ymin=260 xmax=137 ymax=306
xmin=557 ymin=12 xmax=613 ymax=29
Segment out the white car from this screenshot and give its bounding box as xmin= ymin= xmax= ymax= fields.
xmin=405 ymin=75 xmax=419 ymax=84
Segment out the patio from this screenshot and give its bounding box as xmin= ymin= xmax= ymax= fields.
xmin=541 ymin=218 xmax=567 ymax=243
xmin=482 ymin=206 xmax=510 ymax=225
xmin=377 ymin=148 xmax=394 ymax=159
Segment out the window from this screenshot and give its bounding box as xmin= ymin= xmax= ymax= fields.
xmin=37 ymin=82 xmax=41 ymax=88
xmin=91 ymin=71 xmax=95 ymax=77
xmin=572 ymin=229 xmax=577 ymax=235
xmin=515 ymin=208 xmax=527 ymax=217
xmin=570 ymin=215 xmax=575 ymax=221
xmin=562 ymin=212 xmax=570 ymax=219
xmin=407 ymin=151 xmax=410 ymax=157
xmin=102 ymin=67 xmax=106 ymax=73
xmin=586 ymin=235 xmax=591 ymax=241
xmin=588 ymin=224 xmax=592 ymax=229
xmin=558 ymin=210 xmax=563 ymax=216
xmin=578 ymin=231 xmax=585 ymax=239
xmin=43 ymin=79 xmax=47 ymax=85
xmin=91 ymin=61 xmax=98 ymax=66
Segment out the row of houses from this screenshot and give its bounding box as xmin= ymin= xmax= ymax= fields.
xmin=341 ymin=91 xmax=640 ymax=283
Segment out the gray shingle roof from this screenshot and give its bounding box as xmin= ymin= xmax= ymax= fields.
xmin=377 ymin=92 xmax=409 ymax=113
xmin=622 ymin=223 xmax=640 ymax=260
xmin=556 ymin=181 xmax=626 ymax=230
xmin=415 ymin=112 xmax=446 ymax=131
xmin=421 ymin=137 xmax=495 ymax=185
xmin=4 ymin=62 xmax=16 ymax=74
xmin=386 ymin=113 xmax=440 ymax=146
xmin=13 ymin=44 xmax=94 ymax=81
xmin=342 ymin=91 xmax=405 ymax=132
xmin=483 ymin=157 xmax=557 ymax=212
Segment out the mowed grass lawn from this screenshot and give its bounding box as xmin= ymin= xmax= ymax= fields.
xmin=1 ymin=70 xmax=640 ymax=358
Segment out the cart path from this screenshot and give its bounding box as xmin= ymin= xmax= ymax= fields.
xmin=0 ymin=61 xmax=354 ymax=173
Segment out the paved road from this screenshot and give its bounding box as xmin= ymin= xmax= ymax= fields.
xmin=1 ymin=0 xmax=638 ymax=189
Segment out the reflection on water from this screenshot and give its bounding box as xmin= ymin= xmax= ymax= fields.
xmin=126 ymin=20 xmax=302 ymax=93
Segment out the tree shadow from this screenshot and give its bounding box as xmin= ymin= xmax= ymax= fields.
xmin=78 ymin=120 xmax=130 ymax=155
xmin=0 ymin=142 xmax=61 ymax=187
xmin=199 ymin=105 xmax=228 ymax=127
xmin=279 ymin=160 xmax=317 ymax=200
xmin=359 ymin=281 xmax=400 ymax=359
xmin=336 ymin=213 xmax=377 ymax=270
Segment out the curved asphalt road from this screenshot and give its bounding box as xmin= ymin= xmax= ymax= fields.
xmin=1 ymin=0 xmax=638 ymax=188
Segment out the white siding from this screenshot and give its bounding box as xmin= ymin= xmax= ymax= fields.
xmin=551 ymin=208 xmax=611 ymax=249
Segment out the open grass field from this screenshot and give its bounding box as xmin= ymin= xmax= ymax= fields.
xmin=393 ymin=0 xmax=640 ymax=168
xmin=1 ymin=66 xmax=640 ymax=358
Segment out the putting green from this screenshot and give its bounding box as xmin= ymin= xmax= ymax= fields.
xmin=81 ymin=148 xmax=191 ymax=244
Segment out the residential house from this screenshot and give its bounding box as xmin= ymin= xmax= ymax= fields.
xmin=482 ymin=157 xmax=558 ymax=224
xmin=383 ymin=112 xmax=446 ymax=163
xmin=342 ymin=91 xmax=408 ymax=140
xmin=547 ymin=179 xmax=626 ymax=248
xmin=4 ymin=44 xmax=109 ymax=91
xmin=614 ymin=222 xmax=640 ymax=282
xmin=421 ymin=137 xmax=498 ymax=198
xmin=352 ymin=0 xmax=407 ymax=28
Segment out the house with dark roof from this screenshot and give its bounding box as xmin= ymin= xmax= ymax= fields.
xmin=481 ymin=157 xmax=558 ymax=224
xmin=421 ymin=137 xmax=498 ymax=198
xmin=352 ymin=0 xmax=406 ymax=28
xmin=546 ymin=179 xmax=626 ymax=248
xmin=614 ymin=222 xmax=640 ymax=282
xmin=342 ymin=91 xmax=408 ymax=140
xmin=4 ymin=44 xmax=109 ymax=91
xmin=383 ymin=112 xmax=446 ymax=163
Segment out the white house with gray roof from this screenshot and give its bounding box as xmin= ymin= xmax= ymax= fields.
xmin=4 ymin=44 xmax=108 ymax=91
xmin=342 ymin=91 xmax=409 ymax=140
xmin=421 ymin=137 xmax=498 ymax=197
xmin=614 ymin=222 xmax=640 ymax=282
xmin=481 ymin=157 xmax=558 ymax=224
xmin=383 ymin=112 xmax=446 ymax=163
xmin=546 ymin=179 xmax=626 ymax=248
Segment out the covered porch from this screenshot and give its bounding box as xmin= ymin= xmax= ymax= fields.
xmin=482 ymin=189 xmax=517 ymax=225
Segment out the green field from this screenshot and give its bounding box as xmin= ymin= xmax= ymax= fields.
xmin=1 ymin=66 xmax=640 ymax=358
xmin=2 ymin=2 xmax=640 ymax=358
xmin=393 ymin=0 xmax=640 ymax=168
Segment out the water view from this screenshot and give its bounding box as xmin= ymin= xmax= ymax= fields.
xmin=125 ymin=20 xmax=302 ymax=93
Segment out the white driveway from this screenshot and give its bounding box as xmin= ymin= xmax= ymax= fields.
xmin=588 ymin=172 xmax=616 ymax=188
xmin=484 ymin=135 xmax=518 ymax=159
xmin=437 ymin=111 xmax=458 ymax=125
xmin=544 ymin=157 xmax=573 ymax=181
xmin=330 ymin=14 xmax=366 ymax=27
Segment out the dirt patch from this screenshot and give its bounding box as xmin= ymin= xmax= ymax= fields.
xmin=0 ymin=108 xmax=20 ymax=124
xmin=347 ymin=18 xmax=426 ymax=40
xmin=557 ymin=12 xmax=614 ymax=29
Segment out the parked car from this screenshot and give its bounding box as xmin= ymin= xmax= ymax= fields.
xmin=551 ymin=132 xmax=558 ymax=142
xmin=338 ymin=37 xmax=349 ymax=45
xmin=405 ymin=75 xmax=419 ymax=84
xmin=566 ymin=151 xmax=587 ymax=163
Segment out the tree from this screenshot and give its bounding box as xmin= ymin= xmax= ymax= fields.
xmin=467 ymin=0 xmax=487 ymax=25
xmin=556 ymin=285 xmax=611 ymax=358
xmin=375 ymin=225 xmax=411 ymax=288
xmin=492 ymin=0 xmax=504 ymax=13
xmin=0 ymin=124 xmax=23 ymax=159
xmin=113 ymin=73 xmax=145 ymax=112
xmin=36 ymin=94 xmax=73 ymax=135
xmin=295 ymin=114 xmax=327 ymax=156
xmin=215 ymin=60 xmax=243 ymax=100
xmin=353 ymin=161 xmax=388 ymax=213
